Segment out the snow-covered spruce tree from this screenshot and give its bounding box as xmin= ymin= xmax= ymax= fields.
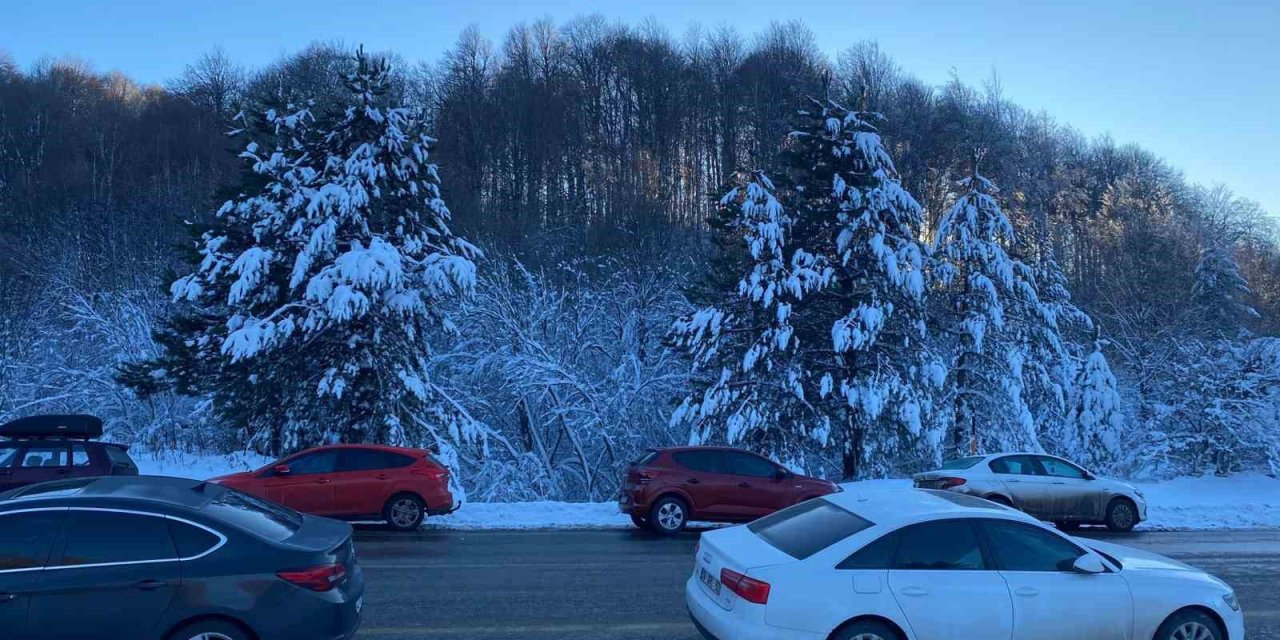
xmin=123 ymin=49 xmax=485 ymax=468
xmin=671 ymin=169 xmax=835 ymax=471
xmin=674 ymin=99 xmax=941 ymax=479
xmin=1062 ymin=334 xmax=1124 ymax=466
xmin=932 ymin=166 xmax=1045 ymax=456
xmin=1191 ymin=243 xmax=1259 ymax=337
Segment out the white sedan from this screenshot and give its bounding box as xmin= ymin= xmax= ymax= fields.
xmin=687 ymin=488 xmax=1243 ymax=640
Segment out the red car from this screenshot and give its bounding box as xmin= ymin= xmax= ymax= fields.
xmin=618 ymin=446 xmax=839 ymax=534
xmin=210 ymin=444 xmax=457 ymax=531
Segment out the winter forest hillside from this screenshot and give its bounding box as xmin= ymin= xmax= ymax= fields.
xmin=1 ymin=20 xmax=1278 ymax=501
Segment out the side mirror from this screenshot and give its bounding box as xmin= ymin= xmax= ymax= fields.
xmin=773 ymin=469 xmax=791 ymax=481
xmin=273 ymin=464 xmax=292 ymax=477
xmin=1072 ymin=554 xmax=1107 ymax=574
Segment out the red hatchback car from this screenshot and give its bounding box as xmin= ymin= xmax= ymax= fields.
xmin=618 ymin=446 xmax=839 ymax=534
xmin=210 ymin=444 xmax=457 ymax=531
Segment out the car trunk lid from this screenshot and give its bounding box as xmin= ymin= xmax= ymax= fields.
xmin=694 ymin=525 xmax=794 ymax=610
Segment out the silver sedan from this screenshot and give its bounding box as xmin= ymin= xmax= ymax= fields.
xmin=913 ymin=453 xmax=1148 ymax=531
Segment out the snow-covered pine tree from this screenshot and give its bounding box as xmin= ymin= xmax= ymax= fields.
xmin=932 ymin=163 xmax=1045 ymax=456
xmin=124 ymin=48 xmax=485 ymax=470
xmin=1063 ymin=333 xmax=1124 ymax=466
xmin=823 ymin=100 xmax=941 ymax=478
xmin=1191 ymin=243 xmax=1259 ymax=337
xmin=671 ymin=169 xmax=834 ymax=470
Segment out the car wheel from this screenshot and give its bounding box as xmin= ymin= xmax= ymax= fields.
xmin=649 ymin=496 xmax=688 ymax=535
xmin=1105 ymin=498 xmax=1139 ymax=532
xmin=1056 ymin=521 xmax=1082 ymax=532
xmin=1156 ymin=609 xmax=1223 ymax=640
xmin=383 ymin=493 xmax=425 ymax=531
xmin=985 ymin=494 xmax=1014 ymax=507
xmin=167 ymin=619 xmax=250 ymax=640
xmin=629 ymin=513 xmax=650 ymax=529
xmin=833 ymin=619 xmax=902 ymax=640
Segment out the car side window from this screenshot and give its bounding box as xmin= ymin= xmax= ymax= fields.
xmin=893 ymin=519 xmax=987 ymax=570
xmin=672 ymin=451 xmax=728 ymax=474
xmin=71 ymin=444 xmax=92 ymax=467
xmin=18 ymin=445 xmax=69 ymax=468
xmin=57 ymin=510 xmax=178 ymax=566
xmin=0 ymin=510 xmax=65 ymax=570
xmin=729 ymin=453 xmax=779 ymax=478
xmin=980 ymin=520 xmax=1087 ymax=572
xmin=286 ymin=451 xmax=339 ymax=475
xmin=838 ymin=532 xmax=900 ymax=569
xmin=989 ymin=455 xmax=1043 ymax=476
xmin=0 ymin=444 xmax=18 ymax=467
xmin=1038 ymin=457 xmax=1086 ymax=479
xmin=338 ymin=449 xmax=414 ymax=472
xmin=166 ymin=519 xmax=222 ymax=558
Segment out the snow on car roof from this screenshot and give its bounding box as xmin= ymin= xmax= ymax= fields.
xmin=825 ymin=485 xmax=1037 ymax=527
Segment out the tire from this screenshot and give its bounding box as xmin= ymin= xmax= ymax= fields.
xmin=1155 ymin=609 xmax=1223 ymax=640
xmin=1105 ymin=498 xmax=1139 ymax=532
xmin=985 ymin=494 xmax=1013 ymax=507
xmin=832 ymin=619 xmax=903 ymax=640
xmin=167 ymin=619 xmax=250 ymax=640
xmin=649 ymin=496 xmax=688 ymax=535
xmin=383 ymin=493 xmax=426 ymax=531
xmin=629 ymin=513 xmax=650 ymax=529
xmin=1056 ymin=520 xmax=1082 ymax=532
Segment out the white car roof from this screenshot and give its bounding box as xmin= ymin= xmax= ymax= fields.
xmin=825 ymin=486 xmax=1040 ymax=528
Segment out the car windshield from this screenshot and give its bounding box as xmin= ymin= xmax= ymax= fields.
xmin=203 ymin=486 xmax=303 ymax=541
xmin=940 ymin=456 xmax=985 ymax=470
xmin=748 ymin=499 xmax=874 ymax=559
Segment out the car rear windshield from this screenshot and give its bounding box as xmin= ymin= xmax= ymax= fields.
xmin=748 ymin=499 xmax=873 ymax=560
xmin=203 ymin=487 xmax=302 ymax=541
xmin=631 ymin=451 xmax=658 ymax=466
xmin=940 ymin=456 xmax=985 ymax=470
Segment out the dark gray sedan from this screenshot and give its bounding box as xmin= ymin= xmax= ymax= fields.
xmin=0 ymin=475 xmax=363 ymax=640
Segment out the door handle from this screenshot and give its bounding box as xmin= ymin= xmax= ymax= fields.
xmin=134 ymin=579 xmax=169 ymax=591
xmin=56 ymin=468 xmax=70 ymax=475
xmin=316 ymin=479 xmax=331 ymax=484
xmin=1051 ymin=481 xmax=1066 ymax=485
xmin=898 ymin=586 xmax=929 ymax=596
xmin=686 ymin=478 xmax=701 ymax=485
xmin=1014 ymin=586 xmax=1040 ymax=597
xmin=737 ymin=482 xmax=751 ymax=488
xmin=376 ymin=474 xmax=390 ymax=480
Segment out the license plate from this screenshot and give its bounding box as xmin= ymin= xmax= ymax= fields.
xmin=698 ymin=567 xmax=721 ymax=595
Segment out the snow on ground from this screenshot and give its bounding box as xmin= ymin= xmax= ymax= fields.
xmin=128 ymin=449 xmax=1279 ymax=531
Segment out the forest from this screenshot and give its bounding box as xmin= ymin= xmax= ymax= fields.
xmin=1 ymin=19 xmax=1277 ymax=502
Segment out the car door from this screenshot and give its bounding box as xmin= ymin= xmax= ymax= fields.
xmin=886 ymin=518 xmax=1013 ymax=640
xmin=10 ymin=444 xmax=73 ymax=488
xmin=670 ymin=451 xmax=737 ymax=518
xmin=262 ymin=450 xmax=340 ymax=514
xmin=725 ymin=452 xmax=793 ymax=517
xmin=28 ymin=509 xmax=183 ymax=640
xmin=331 ymin=449 xmax=403 ymax=516
xmin=989 ymin=455 xmax=1052 ymax=518
xmin=979 ymin=519 xmax=1132 ymax=640
xmin=1035 ymin=456 xmax=1102 ymax=521
xmin=0 ymin=443 xmax=21 ymax=491
xmin=0 ymin=508 xmax=66 ymax=640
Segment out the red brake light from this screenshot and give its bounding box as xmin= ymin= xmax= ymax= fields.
xmin=277 ymin=563 xmax=346 ymax=592
xmin=939 ymin=477 xmax=966 ymax=489
xmin=720 ymin=568 xmax=770 ymax=604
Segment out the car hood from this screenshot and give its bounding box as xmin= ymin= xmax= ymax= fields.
xmin=1083 ymin=539 xmax=1199 ymax=574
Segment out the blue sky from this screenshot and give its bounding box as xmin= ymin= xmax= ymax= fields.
xmin=3 ymin=0 xmax=1277 ymax=216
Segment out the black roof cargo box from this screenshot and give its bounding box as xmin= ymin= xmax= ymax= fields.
xmin=0 ymin=414 xmax=104 ymax=440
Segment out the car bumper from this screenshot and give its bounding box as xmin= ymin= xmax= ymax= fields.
xmin=428 ymin=499 xmax=462 ymax=516
xmin=685 ymin=577 xmax=821 ymax=640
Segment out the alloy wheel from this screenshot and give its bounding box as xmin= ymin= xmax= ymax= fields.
xmin=392 ymin=498 xmax=421 ymax=528
xmin=188 ymin=634 xmax=235 ymax=640
xmin=1112 ymin=503 xmax=1135 ymax=529
xmin=1171 ymin=621 xmax=1215 ymax=640
xmin=657 ymin=501 xmax=684 ymax=530
xmin=849 ymin=635 xmax=887 ymax=640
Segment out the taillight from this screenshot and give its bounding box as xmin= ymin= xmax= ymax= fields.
xmin=277 ymin=563 xmax=347 ymax=592
xmin=939 ymin=477 xmax=966 ymax=489
xmin=720 ymin=568 xmax=770 ymax=604
xmin=636 ymin=471 xmax=654 ymax=485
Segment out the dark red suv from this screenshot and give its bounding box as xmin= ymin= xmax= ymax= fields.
xmin=618 ymin=446 xmax=839 ymax=534
xmin=0 ymin=415 xmax=138 ymax=492
xmin=210 ymin=444 xmax=458 ymax=531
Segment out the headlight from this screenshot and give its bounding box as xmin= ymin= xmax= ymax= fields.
xmin=1223 ymin=592 xmax=1240 ymax=612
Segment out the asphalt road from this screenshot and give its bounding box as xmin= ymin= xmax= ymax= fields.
xmin=351 ymin=527 xmax=1280 ymax=640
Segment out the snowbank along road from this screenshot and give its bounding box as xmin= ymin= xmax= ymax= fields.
xmin=348 ymin=528 xmax=1280 ymax=639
